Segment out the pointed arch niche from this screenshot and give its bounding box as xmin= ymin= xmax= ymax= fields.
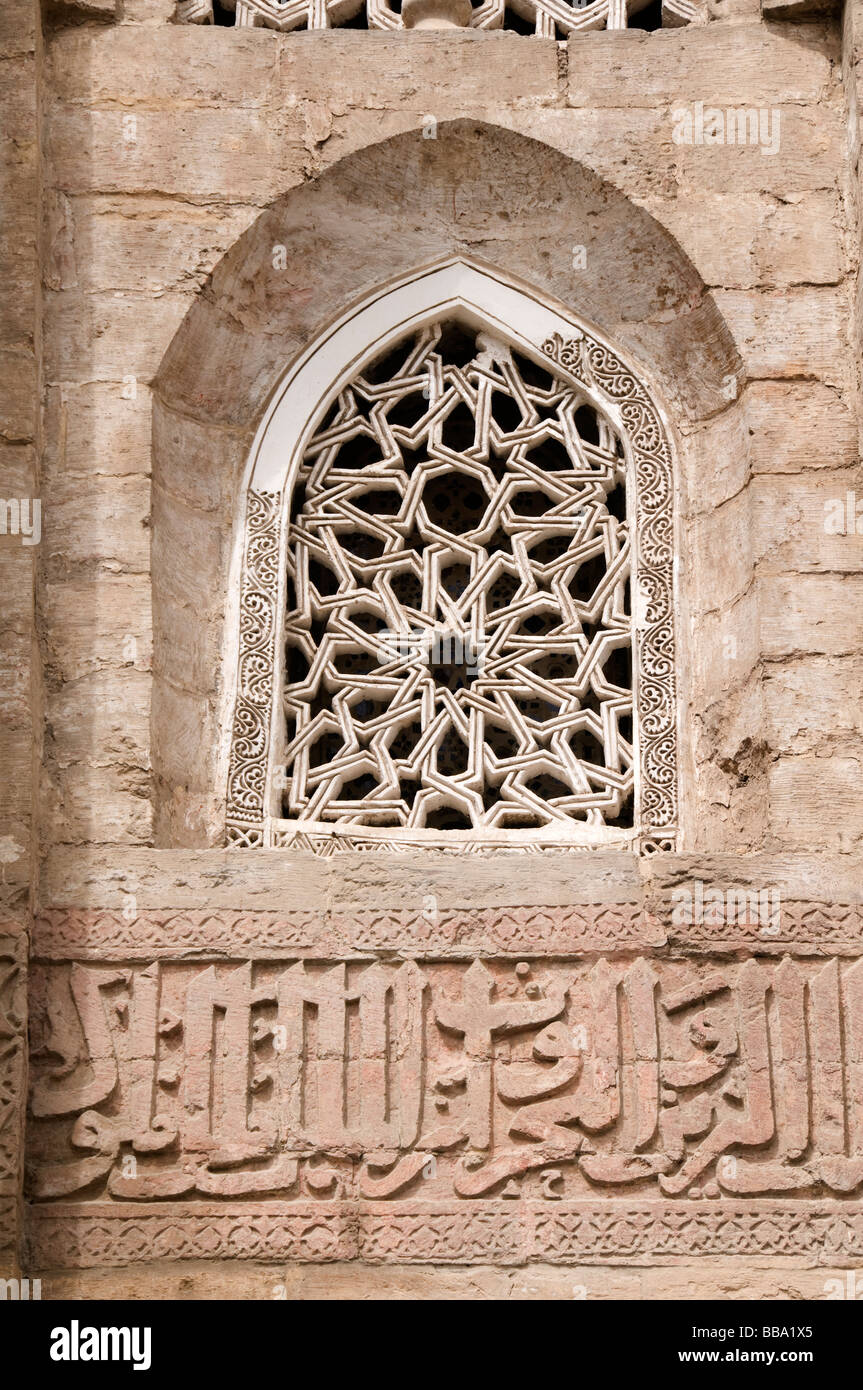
xmin=224 ymin=259 xmax=679 ymax=854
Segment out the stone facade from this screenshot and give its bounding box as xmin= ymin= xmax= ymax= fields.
xmin=1 ymin=0 xmax=863 ymax=1298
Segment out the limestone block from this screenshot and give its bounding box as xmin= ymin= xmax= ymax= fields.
xmin=36 ymin=846 xmax=307 ymax=914
xmin=43 ymin=382 xmax=153 ymax=479
xmin=43 ymin=190 xmax=77 ymax=292
xmin=45 ymin=669 xmax=151 ymax=770
xmin=152 ymin=787 xmax=226 ymax=852
xmin=760 ymin=574 xmax=863 ymax=657
xmin=641 ymin=1266 xmax=863 ymax=1300
xmin=686 ymin=486 xmax=754 ymax=616
xmin=42 ymin=765 xmax=153 ymax=846
xmin=43 ymin=1265 xmax=298 ymax=1301
xmin=762 ymin=0 xmax=837 ymax=16
xmin=51 ymin=0 xmax=117 ymax=15
xmin=153 ymin=292 xmax=281 ymax=428
xmin=0 ymin=741 xmax=36 ymax=849
xmin=510 ymin=105 xmax=845 ymax=205
xmin=41 ymin=577 xmax=152 ymax=683
xmin=710 ymin=0 xmax=763 ymax=18
xmin=712 ymin=288 xmax=851 ymax=386
xmin=0 ymin=547 xmax=36 ymax=628
xmin=567 ymin=23 xmax=835 ymax=106
xmin=655 ymin=192 xmax=761 ymax=290
xmin=753 ymin=190 xmax=846 ymax=287
xmin=0 ymin=821 xmax=31 ymax=904
xmin=43 ymin=289 xmax=192 ymax=383
xmin=48 ymin=26 xmax=277 ymax=108
xmin=45 ymin=103 xmax=304 ymax=202
xmin=679 ymin=403 xmax=750 ymax=514
xmin=33 ymin=1261 xmax=863 ymax=1301
xmin=0 ymin=63 xmax=38 ymax=183
xmin=0 ymin=634 xmax=36 ymax=731
xmin=326 ymin=848 xmax=645 ymax=915
xmin=152 ymin=591 xmax=219 ymax=694
xmin=688 ymin=586 xmax=761 ymax=706
xmin=640 ymin=849 xmax=863 ymax=904
xmin=764 ymin=656 xmax=863 ymax=756
xmin=0 ymin=193 xmax=39 ymax=344
xmin=151 ymin=486 xmax=225 ymax=614
xmin=847 ymin=3 xmax=863 ymax=67
xmin=151 ymin=403 xmax=248 ymax=515
xmin=691 ymin=669 xmax=769 ymax=822
xmin=752 ymin=469 xmax=863 ymax=573
xmin=276 ymin=31 xmax=559 ymax=108
xmin=661 ymin=193 xmax=842 ymax=296
xmin=41 ymin=474 xmax=150 ymax=578
xmin=746 ymin=381 xmax=858 ymax=474
xmin=37 ymin=844 xmax=649 ymax=912
xmin=0 ymin=349 xmax=38 ymax=443
xmin=0 ymin=935 xmax=26 ymax=1266
xmin=0 ymin=441 xmax=37 ymax=498
xmin=120 ymin=0 xmax=175 ymax=19
xmin=0 ymin=0 xmax=37 ymax=59
xmin=62 ymin=196 xmax=260 ymax=296
xmin=149 ymin=679 xmax=217 ymax=791
xmin=769 ymin=756 xmax=863 ymax=847
xmin=669 ymin=106 xmax=845 ymax=201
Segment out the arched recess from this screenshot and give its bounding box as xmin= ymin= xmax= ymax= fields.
xmin=226 ymin=257 xmax=676 ymax=853
xmin=151 ymin=120 xmax=748 ymax=850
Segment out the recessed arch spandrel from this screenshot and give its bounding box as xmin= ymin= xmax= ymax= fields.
xmin=151 ymin=122 xmax=742 ymax=849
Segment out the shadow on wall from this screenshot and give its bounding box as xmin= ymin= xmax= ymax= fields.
xmin=149 ymin=118 xmax=748 ymax=849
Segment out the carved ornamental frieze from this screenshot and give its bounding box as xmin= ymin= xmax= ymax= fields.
xmin=26 ymin=906 xmax=863 ymax=1267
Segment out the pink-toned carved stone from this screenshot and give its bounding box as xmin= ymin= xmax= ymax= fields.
xmin=32 ymin=900 xmax=863 ymax=961
xmin=26 ymin=951 xmax=863 ymax=1269
xmin=26 ymin=1199 xmax=863 ymax=1270
xmin=0 ymin=940 xmax=26 ymax=1260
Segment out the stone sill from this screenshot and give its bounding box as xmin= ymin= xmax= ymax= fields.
xmin=38 ymin=844 xmax=863 ymax=911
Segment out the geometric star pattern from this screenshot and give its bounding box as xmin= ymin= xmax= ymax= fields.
xmin=281 ymin=320 xmax=633 ymax=833
xmin=178 ymin=0 xmax=697 ymax=41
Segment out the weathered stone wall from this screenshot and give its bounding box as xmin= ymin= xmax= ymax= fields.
xmin=0 ymin=0 xmax=40 ymax=1281
xmin=2 ymin=0 xmax=863 ymax=1298
xmin=36 ymin=15 xmax=862 ymax=857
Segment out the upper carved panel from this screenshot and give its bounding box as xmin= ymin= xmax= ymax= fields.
xmin=176 ymin=0 xmax=698 ymax=35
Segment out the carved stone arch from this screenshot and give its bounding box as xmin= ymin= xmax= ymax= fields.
xmin=151 ymin=120 xmax=745 ymax=849
xmin=224 ymin=258 xmax=677 ymax=853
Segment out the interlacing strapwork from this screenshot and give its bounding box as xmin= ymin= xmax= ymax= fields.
xmin=280 ymin=321 xmax=634 ymax=839
xmin=176 ymin=0 xmax=698 ymax=37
